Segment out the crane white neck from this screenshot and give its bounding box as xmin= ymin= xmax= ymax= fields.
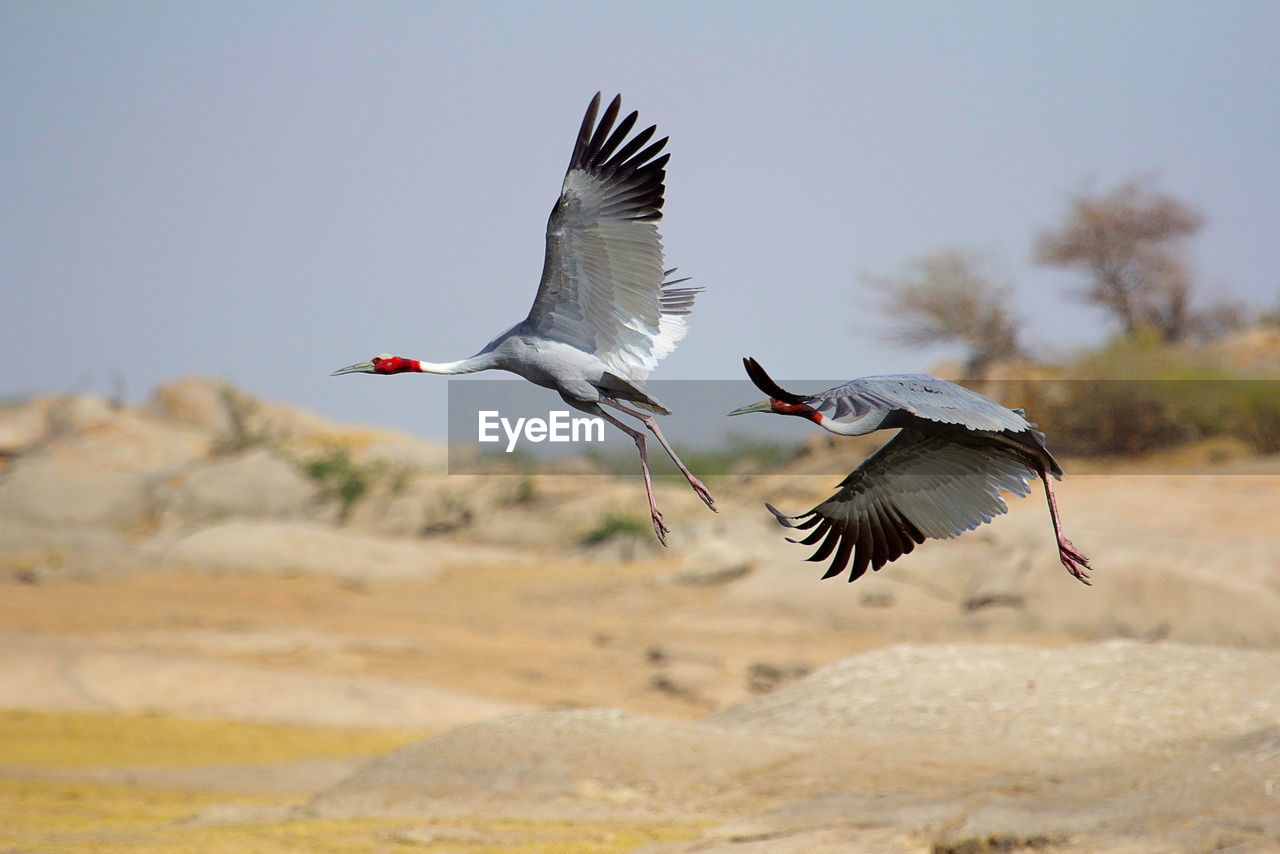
xmin=810 ymin=409 xmax=890 ymax=437
xmin=413 ymin=352 xmax=498 ymax=375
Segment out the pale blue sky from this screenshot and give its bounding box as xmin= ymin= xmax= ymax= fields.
xmin=3 ymin=1 xmax=1277 ymax=438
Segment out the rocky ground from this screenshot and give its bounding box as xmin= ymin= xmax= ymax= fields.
xmin=1 ymin=379 xmax=1278 ymax=853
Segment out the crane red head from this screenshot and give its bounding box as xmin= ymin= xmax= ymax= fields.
xmin=728 ymin=357 xmax=822 ymax=422
xmin=331 ymin=354 xmax=422 ymax=376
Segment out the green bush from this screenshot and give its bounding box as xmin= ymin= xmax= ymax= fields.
xmin=579 ymin=513 xmax=650 ymax=546
xmin=300 ymin=447 xmax=378 ymax=523
xmin=1233 ymin=382 xmax=1280 ymax=453
xmin=1015 ymin=336 xmax=1280 ymax=457
xmin=213 ymin=385 xmax=273 ymax=455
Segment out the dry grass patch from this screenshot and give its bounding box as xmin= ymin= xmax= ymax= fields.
xmin=0 ymin=778 xmax=704 ymax=854
xmin=0 ymin=711 xmax=705 ymax=853
xmin=0 ymin=709 xmax=426 ymax=768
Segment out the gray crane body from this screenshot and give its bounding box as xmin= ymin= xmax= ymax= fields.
xmin=459 ymin=323 xmax=673 ymax=417
xmin=807 ymin=374 xmax=1064 ymax=478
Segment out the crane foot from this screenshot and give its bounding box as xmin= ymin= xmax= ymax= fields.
xmin=1058 ymin=537 xmax=1092 ymax=585
xmin=688 ymin=477 xmax=717 ymax=513
xmin=650 ymin=509 xmax=671 ymax=546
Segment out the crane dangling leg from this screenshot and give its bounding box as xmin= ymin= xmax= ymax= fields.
xmin=596 ymin=410 xmax=671 ymax=546
xmin=989 ymin=433 xmax=1091 ymax=586
xmin=1034 ymin=463 xmax=1092 ymax=586
xmin=601 ymin=399 xmax=717 ymax=512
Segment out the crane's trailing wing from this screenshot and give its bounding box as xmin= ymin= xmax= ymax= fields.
xmin=768 ymin=429 xmax=1036 ymax=582
xmin=524 ymin=93 xmax=700 ymax=382
xmin=810 ymin=375 xmax=1033 ymax=433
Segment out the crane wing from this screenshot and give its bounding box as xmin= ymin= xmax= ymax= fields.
xmin=768 ymin=429 xmax=1036 ymax=582
xmin=523 ymin=93 xmax=699 ymax=382
xmin=810 ymin=375 xmax=1033 ymax=433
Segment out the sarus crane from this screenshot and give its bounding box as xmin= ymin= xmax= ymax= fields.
xmin=332 ymin=93 xmax=715 ymax=543
xmin=729 ymin=357 xmax=1091 ymax=584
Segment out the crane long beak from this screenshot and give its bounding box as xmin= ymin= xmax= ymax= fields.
xmin=331 ymin=360 xmax=376 ymax=376
xmin=727 ymin=399 xmax=773 ymax=416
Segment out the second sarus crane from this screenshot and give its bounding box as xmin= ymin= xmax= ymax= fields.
xmin=730 ymin=357 xmax=1091 ymax=585
xmin=332 ymin=94 xmax=716 ymax=543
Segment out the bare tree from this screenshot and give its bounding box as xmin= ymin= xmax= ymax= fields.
xmin=1036 ymin=178 xmax=1203 ymax=342
xmin=862 ymin=249 xmax=1022 ymax=379
xmin=1186 ymin=294 xmax=1247 ymax=342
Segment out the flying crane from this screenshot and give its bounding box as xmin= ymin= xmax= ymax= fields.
xmin=333 ymin=94 xmax=715 ymax=543
xmin=730 ymin=357 xmax=1091 ymax=584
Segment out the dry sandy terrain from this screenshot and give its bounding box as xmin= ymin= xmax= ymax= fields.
xmin=1 ymin=380 xmax=1278 ymax=853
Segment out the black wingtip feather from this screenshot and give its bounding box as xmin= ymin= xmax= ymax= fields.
xmin=743 ymin=358 xmax=808 ymax=405
xmin=797 ymin=519 xmax=832 ymax=546
xmin=571 ymin=93 xmax=602 ymax=167
xmin=864 ymin=503 xmax=890 ymax=570
xmin=808 ymin=525 xmax=842 ymax=564
xmin=584 ymin=95 xmax=622 ymax=163
xmin=591 ymin=109 xmax=639 ymax=167
xmin=605 ymin=124 xmax=657 ymax=169
xmin=890 ymin=504 xmax=927 ymax=547
xmin=565 ymin=93 xmax=666 ymax=222
xmin=851 ymin=522 xmax=873 ymax=579
xmin=828 ymin=532 xmax=855 ymax=581
xmin=623 ymin=137 xmax=669 ymax=172
xmin=765 ymin=502 xmax=800 ymax=528
xmin=841 ymin=521 xmax=869 ymax=582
